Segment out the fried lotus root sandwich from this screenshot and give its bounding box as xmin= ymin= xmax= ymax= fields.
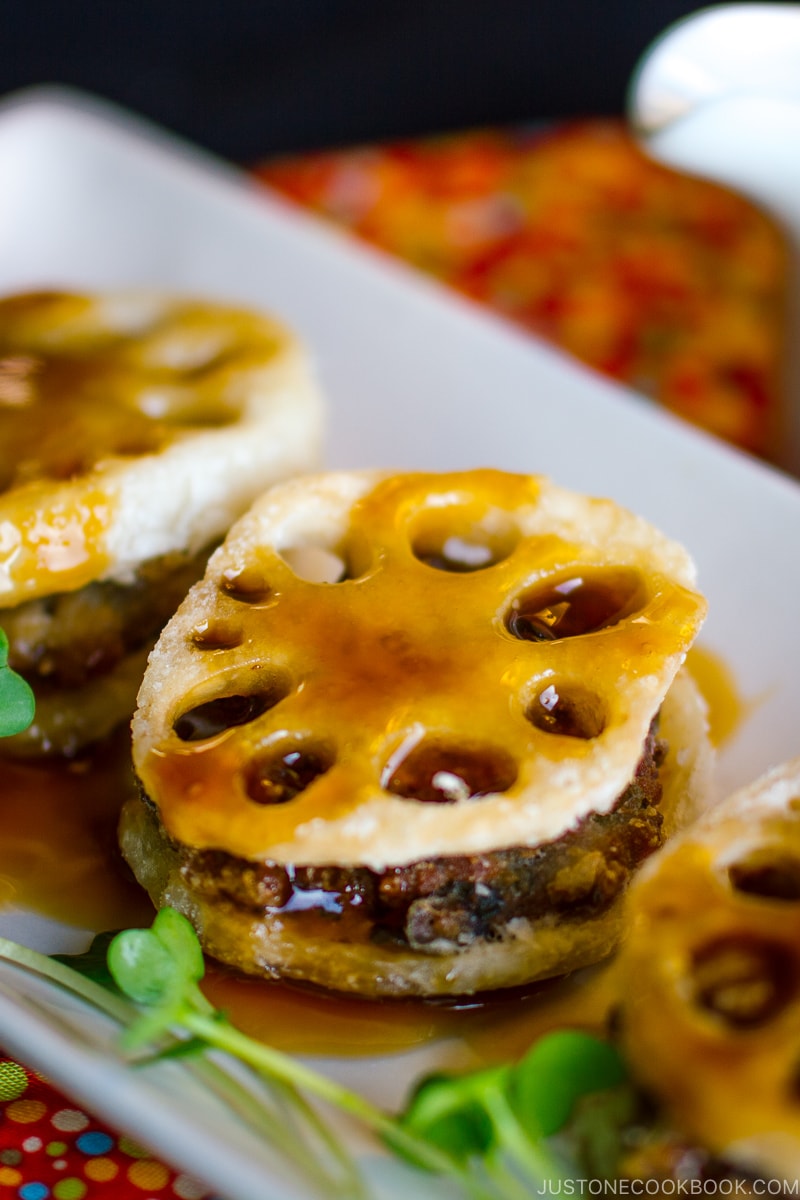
xmin=617 ymin=756 xmax=800 ymax=1181
xmin=123 ymin=468 xmax=711 ymax=997
xmin=0 ymin=290 xmax=323 ymax=756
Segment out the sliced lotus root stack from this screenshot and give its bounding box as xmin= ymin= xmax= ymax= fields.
xmin=124 ymin=469 xmax=711 ymax=996
xmin=618 ymin=757 xmax=800 ymax=1181
xmin=0 ymin=290 xmax=324 ymax=754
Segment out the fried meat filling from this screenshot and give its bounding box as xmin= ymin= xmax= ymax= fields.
xmin=1 ymin=547 xmax=212 ymax=756
xmin=4 ymin=549 xmax=211 ymax=689
xmin=137 ymin=723 xmax=665 ymax=959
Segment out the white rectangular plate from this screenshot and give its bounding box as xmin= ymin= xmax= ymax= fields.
xmin=0 ymin=85 xmax=799 ymax=1200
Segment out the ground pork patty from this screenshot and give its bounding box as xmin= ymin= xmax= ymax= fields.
xmin=3 ymin=546 xmax=214 ymax=690
xmin=140 ymin=723 xmax=665 ymax=954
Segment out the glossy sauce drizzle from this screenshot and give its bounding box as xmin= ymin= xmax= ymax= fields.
xmin=685 ymin=644 xmax=748 ymax=747
xmin=0 ymin=290 xmax=279 ymax=605
xmin=0 ymin=733 xmax=617 ymax=1057
xmin=0 ymin=732 xmax=152 ymax=930
xmin=2 ymin=641 xmax=741 ymax=1058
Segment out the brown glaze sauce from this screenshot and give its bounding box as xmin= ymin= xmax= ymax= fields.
xmin=141 ymin=471 xmax=706 ymax=866
xmin=0 ymin=643 xmax=738 ymax=1060
xmin=0 ymin=732 xmax=152 ymax=931
xmin=0 ymin=730 xmax=614 ymax=1059
xmin=0 ymin=290 xmax=274 ymax=605
xmin=685 ymin=645 xmax=748 ymax=747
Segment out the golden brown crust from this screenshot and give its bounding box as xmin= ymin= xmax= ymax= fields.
xmin=133 ymin=469 xmax=707 ymax=868
xmin=120 ymin=666 xmax=711 ymax=997
xmin=618 ymin=756 xmax=800 ymax=1179
xmin=119 ymin=782 xmax=625 ymax=995
xmin=0 ymin=290 xmax=324 ymax=606
xmin=0 ymin=289 xmax=324 ymax=756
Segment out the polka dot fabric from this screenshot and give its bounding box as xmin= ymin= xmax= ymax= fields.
xmin=0 ymin=1058 xmax=220 ymax=1199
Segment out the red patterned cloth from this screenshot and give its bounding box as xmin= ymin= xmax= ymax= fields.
xmin=257 ymin=121 xmax=787 ymax=461
xmin=0 ymin=1059 xmax=218 ymax=1200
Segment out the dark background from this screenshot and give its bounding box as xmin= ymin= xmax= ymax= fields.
xmin=0 ymin=1 xmax=767 ymax=162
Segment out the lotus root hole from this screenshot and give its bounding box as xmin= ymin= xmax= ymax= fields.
xmin=410 ymin=504 xmax=519 ymax=572
xmin=189 ymin=620 xmax=243 ymax=651
xmin=144 ymin=327 xmax=232 ymax=373
xmin=526 ymin=683 xmax=606 ymax=739
xmin=219 ymin=566 xmax=272 ymax=605
xmin=691 ymin=935 xmax=797 ymax=1028
xmin=131 ymin=380 xmax=239 ymax=427
xmin=507 ymin=568 xmax=646 ymax=642
xmin=728 ymin=851 xmax=800 ymax=902
xmin=245 ymin=742 xmax=335 ymax=805
xmin=279 ymin=545 xmax=348 ymax=583
xmin=173 ymin=682 xmax=288 ymax=742
xmin=279 ymin=531 xmax=372 ymax=583
xmin=384 ymin=739 xmax=518 ymax=803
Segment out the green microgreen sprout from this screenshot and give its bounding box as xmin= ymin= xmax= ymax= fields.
xmin=399 ymin=1030 xmax=629 ymax=1198
xmin=105 ymin=909 xmax=471 ymax=1195
xmin=3 ymin=917 xmax=374 ymax=1199
xmin=0 ymin=628 xmax=34 ymax=737
xmin=0 ymin=908 xmax=636 ymax=1200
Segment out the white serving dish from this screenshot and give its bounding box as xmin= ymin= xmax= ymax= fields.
xmin=0 ymin=85 xmax=799 ymax=1200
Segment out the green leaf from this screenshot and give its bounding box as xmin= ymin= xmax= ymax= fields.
xmin=0 ymin=628 xmax=36 ymax=737
xmin=0 ymin=925 xmax=378 ymax=1200
xmin=107 ymin=928 xmax=183 ymax=1006
xmin=53 ymin=931 xmax=120 ymax=989
xmin=82 ymin=911 xmax=634 ymax=1195
xmin=0 ymin=661 xmax=35 ymax=737
xmin=151 ymin=907 xmax=205 ymax=985
xmin=399 ymin=1066 xmax=509 ymax=1165
xmin=509 ymin=1031 xmax=628 ymax=1138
